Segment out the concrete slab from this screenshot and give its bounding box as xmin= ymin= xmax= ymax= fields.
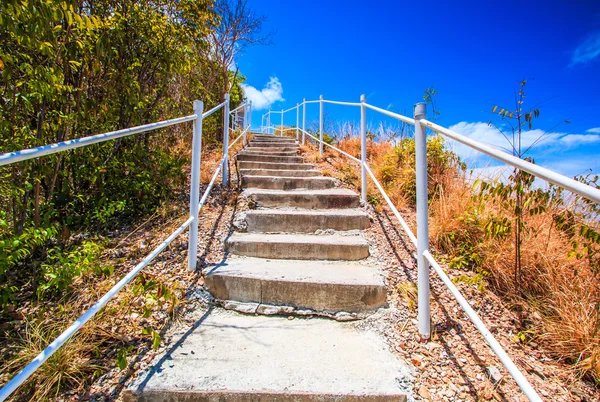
xmin=244 ymin=188 xmax=360 ymax=209
xmin=243 ymin=147 xmax=298 ymax=153
xmin=237 ymin=154 xmax=303 ymax=163
xmin=125 ymin=310 xmax=410 ymax=402
xmin=250 ymin=139 xmax=298 ymax=146
xmin=245 ymin=208 xmax=370 ymax=232
xmin=238 ymin=161 xmax=315 ymax=171
xmin=242 ymin=175 xmax=336 ymax=190
xmin=249 ymin=142 xmax=298 ymax=147
xmin=240 ymin=169 xmax=322 ymax=177
xmin=204 ymin=258 xmax=386 ymax=313
xmin=225 ymin=232 xmax=369 ymax=260
xmin=241 ymin=150 xmax=298 ymax=157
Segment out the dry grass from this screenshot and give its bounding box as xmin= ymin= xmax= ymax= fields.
xmin=3 ymin=316 xmax=104 ymax=400
xmin=300 ymin=131 xmax=600 ymax=383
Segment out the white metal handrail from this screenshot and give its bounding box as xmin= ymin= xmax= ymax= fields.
xmin=0 ymin=115 xmax=196 ymax=167
xmin=260 ymin=92 xmax=600 ymax=402
xmin=421 ymin=119 xmax=600 ymax=203
xmin=0 ymin=96 xmax=252 ymax=401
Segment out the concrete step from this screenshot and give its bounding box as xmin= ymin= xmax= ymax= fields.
xmin=244 ymin=146 xmax=298 ymax=153
xmin=252 ymin=137 xmax=297 ymax=144
xmin=204 ymin=258 xmax=385 ymax=313
xmin=249 ymin=141 xmax=298 ymax=148
xmin=226 ymin=233 xmax=369 ymax=260
xmin=238 ymin=148 xmax=298 ymax=156
xmin=126 ymin=309 xmax=410 ymax=401
xmin=245 ymin=208 xmax=370 ymax=233
xmin=237 ymin=153 xmax=303 ymax=164
xmin=242 ymin=175 xmax=336 ymax=190
xmin=252 ymin=134 xmax=296 ymax=140
xmin=240 ymin=168 xmax=321 ymax=177
xmin=238 ymin=161 xmax=315 ymax=171
xmin=244 ymin=188 xmax=361 ymax=209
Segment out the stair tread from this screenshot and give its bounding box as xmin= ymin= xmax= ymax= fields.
xmin=238 ymin=161 xmax=314 ymax=170
xmin=244 ymin=188 xmax=357 ymax=196
xmin=205 ymin=257 xmax=381 ymax=285
xmin=126 ymin=310 xmax=409 ymax=401
xmin=246 ymin=208 xmax=368 ymax=217
xmin=242 ymin=175 xmax=334 ymax=181
xmin=228 ymin=232 xmax=368 ymax=246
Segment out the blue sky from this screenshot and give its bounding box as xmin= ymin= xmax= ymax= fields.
xmin=238 ymin=0 xmax=600 ymax=178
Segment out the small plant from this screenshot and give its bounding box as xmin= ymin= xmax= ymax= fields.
xmin=452 ymin=272 xmax=488 ymax=293
xmin=396 ymin=281 xmax=418 ymax=310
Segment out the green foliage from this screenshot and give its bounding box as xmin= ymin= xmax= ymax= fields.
xmin=37 ymin=239 xmax=106 ymax=299
xmin=0 ymin=0 xmax=251 ymax=313
xmin=378 ymin=134 xmax=464 ymax=205
xmin=452 ymin=272 xmax=488 ymax=293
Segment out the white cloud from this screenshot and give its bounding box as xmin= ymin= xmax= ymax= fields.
xmin=558 ymin=134 xmax=600 ymax=146
xmin=241 ymin=77 xmax=284 ymax=110
xmin=569 ymin=31 xmax=600 ymax=67
xmin=445 ymin=121 xmax=600 ymax=174
xmin=586 ymin=127 xmax=600 ymax=134
xmin=446 ymin=121 xmax=561 ymax=161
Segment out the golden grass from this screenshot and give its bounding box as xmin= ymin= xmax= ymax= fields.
xmin=303 ymin=133 xmax=600 ymax=381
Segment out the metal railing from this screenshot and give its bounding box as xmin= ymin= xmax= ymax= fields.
xmin=0 ymin=96 xmax=253 ymax=401
xmin=263 ymin=95 xmax=600 ymax=402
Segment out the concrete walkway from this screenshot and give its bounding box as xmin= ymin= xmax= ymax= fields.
xmin=126 ymin=133 xmax=412 ymax=401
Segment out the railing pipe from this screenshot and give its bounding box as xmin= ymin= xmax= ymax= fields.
xmin=302 ymin=99 xmax=306 ymax=145
xmin=222 ymin=93 xmax=230 ymax=186
xmin=360 ymin=94 xmax=367 ymax=203
xmin=203 ymin=101 xmax=227 ymax=119
xmin=0 ymin=115 xmax=196 ymax=167
xmin=414 ymin=102 xmax=430 ymax=341
xmin=0 ymin=215 xmax=194 ymax=402
xmin=280 ymin=109 xmax=284 ymax=137
xmin=230 ymin=102 xmax=246 ymax=114
xmin=322 ymin=99 xmax=361 ymax=107
xmin=364 ymin=103 xmax=415 ymax=125
xmin=188 ymin=101 xmax=203 ymax=271
xmin=319 ymin=95 xmax=324 ymax=156
xmin=421 ymin=119 xmax=600 ymax=204
xmin=423 ymin=251 xmax=542 ymax=401
xmin=299 ymin=128 xmax=360 ymax=163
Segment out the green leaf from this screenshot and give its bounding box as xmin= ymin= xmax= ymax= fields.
xmin=152 ymin=331 xmax=161 ymax=350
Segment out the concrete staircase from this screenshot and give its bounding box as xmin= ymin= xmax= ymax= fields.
xmin=126 ymin=133 xmax=412 ymax=401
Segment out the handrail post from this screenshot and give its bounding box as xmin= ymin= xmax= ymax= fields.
xmin=296 ymin=103 xmax=300 ymax=141
xmin=243 ymin=103 xmax=248 ymax=145
xmin=249 ymin=101 xmax=252 ymax=133
xmin=414 ymin=102 xmax=430 ymax=341
xmin=319 ymin=95 xmax=324 ymax=156
xmin=302 ymin=99 xmax=306 ymax=145
xmin=280 ymin=109 xmax=284 ymax=136
xmin=188 ymin=100 xmax=204 ymax=271
xmin=360 ymin=94 xmax=367 ymax=203
xmin=222 ymin=93 xmax=230 ymax=186
xmin=267 ymin=111 xmax=271 ymax=134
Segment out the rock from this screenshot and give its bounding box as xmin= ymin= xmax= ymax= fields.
xmin=487 ymin=365 xmax=503 ymax=385
xmin=418 ymin=385 xmax=431 ymax=399
xmin=411 ymin=354 xmax=424 ymax=367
